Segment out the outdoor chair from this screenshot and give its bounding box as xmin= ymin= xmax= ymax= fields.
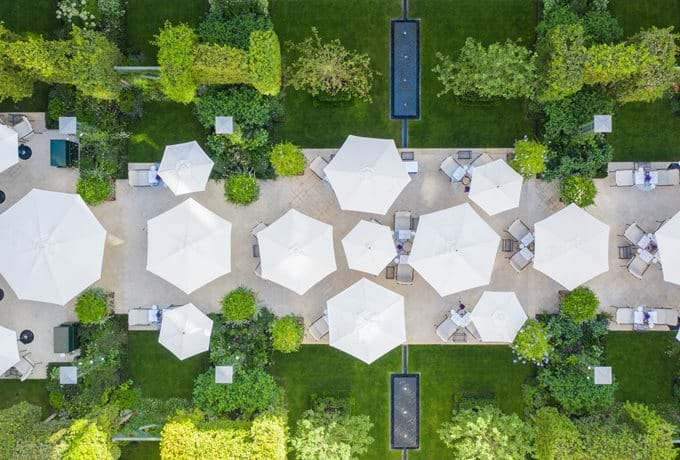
xmin=652 ymin=308 xmax=679 ymax=326
xmin=623 ymin=223 xmax=646 ymax=246
xmin=612 ymin=170 xmax=634 ymax=187
xmin=11 ymin=352 xmax=36 ymax=381
xmin=411 ymin=216 xmax=419 ymax=231
xmin=618 ymin=245 xmax=634 ymax=259
xmin=128 ymin=306 xmax=162 ymax=328
xmin=385 ymin=265 xmax=396 ymax=280
xmin=627 ymin=255 xmax=649 ymax=279
xmin=254 ymin=263 xmax=263 ymax=279
xmin=394 ymin=211 xmax=412 ymax=233
xmin=502 ymin=239 xmax=515 ymax=253
xmin=251 ymin=222 xmax=267 ymax=236
xmin=309 ymin=156 xmax=329 ymax=181
xmin=465 ymin=322 xmax=481 ymax=342
xmin=507 ymin=219 xmax=531 ymax=242
xmin=470 ymin=152 xmax=493 ymax=169
xmin=608 ymin=162 xmax=635 ymax=172
xmin=509 ymin=250 xmax=532 ymax=272
xmin=11 ymin=115 xmax=34 ymax=141
xmin=657 ymin=169 xmax=679 ymax=186
xmin=435 ymin=315 xmax=458 ymax=342
xmin=457 ymin=150 xmax=472 ymax=160
xmin=451 ymin=329 xmax=468 ymax=343
xmin=251 ymin=222 xmax=267 ymax=258
xmin=308 ymin=314 xmax=329 ymax=341
xmin=615 ymin=307 xmax=635 ymax=324
xmin=396 ymin=264 xmax=414 ymax=285
xmin=439 ymin=156 xmax=460 ymax=181
xmin=128 ymin=165 xmax=160 ymax=187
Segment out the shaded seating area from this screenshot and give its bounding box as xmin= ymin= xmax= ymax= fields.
xmin=620 ymin=222 xmax=660 ymax=279
xmin=611 ymin=164 xmax=680 ymax=190
xmin=506 ymin=219 xmax=534 ymax=272
xmin=612 ymin=306 xmax=678 ymax=330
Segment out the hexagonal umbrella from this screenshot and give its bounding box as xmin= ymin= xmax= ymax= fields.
xmin=341 ymin=220 xmax=397 ymax=275
xmin=158 ymin=141 xmax=214 ymax=196
xmin=469 ymin=159 xmax=523 ymax=216
xmin=655 ymin=211 xmax=680 ymax=285
xmin=159 ymin=304 xmax=213 ymax=360
xmin=470 ymin=291 xmax=528 ymax=343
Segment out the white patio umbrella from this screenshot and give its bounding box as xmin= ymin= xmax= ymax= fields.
xmin=158 ymin=141 xmax=214 ymax=195
xmin=328 ymin=278 xmax=405 ymax=364
xmin=159 ymin=304 xmax=213 ymax=360
xmin=470 ymin=291 xmax=527 ymax=343
xmin=0 ymin=326 xmax=20 ymax=375
xmin=257 ymin=209 xmax=336 ymax=295
xmin=0 ymin=189 xmax=106 ymax=305
xmin=469 ymin=159 xmax=523 ymax=216
xmin=534 ymin=204 xmax=609 ymax=290
xmin=0 ymin=124 xmax=18 ymax=174
xmin=147 ymin=199 xmax=231 ymax=294
xmin=655 ymin=211 xmax=680 ymax=285
xmin=408 ymin=203 xmax=500 ymax=297
xmin=341 ymin=220 xmax=397 ymax=275
xmin=325 ymin=135 xmax=411 ymax=215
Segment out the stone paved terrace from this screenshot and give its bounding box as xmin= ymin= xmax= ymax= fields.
xmin=3 ymin=135 xmax=680 ymax=378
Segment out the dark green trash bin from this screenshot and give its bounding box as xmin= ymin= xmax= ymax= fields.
xmin=54 ymin=323 xmax=80 ymax=353
xmin=50 ymin=140 xmax=78 ymax=167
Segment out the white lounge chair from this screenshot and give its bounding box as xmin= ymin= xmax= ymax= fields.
xmin=507 ymin=219 xmax=531 ymax=242
xmin=128 ymin=165 xmax=161 ymax=187
xmin=396 ymin=264 xmax=414 ymax=285
xmin=623 ymin=223 xmax=645 ymax=246
xmin=651 ymin=308 xmax=679 ymax=326
xmin=615 ymin=307 xmax=635 ymax=324
xmin=128 ymin=306 xmax=161 ymax=328
xmin=308 ymin=314 xmax=329 ymax=341
xmin=309 ymin=156 xmax=328 ymax=181
xmin=435 ymin=316 xmax=458 ymax=342
xmin=394 ymin=211 xmax=412 ymax=233
xmin=657 ymin=169 xmax=679 ymax=186
xmin=439 ymin=156 xmax=460 ymax=181
xmin=613 ymin=170 xmax=634 ymax=186
xmin=627 ymin=255 xmax=649 ymax=279
xmin=509 ymin=250 xmax=532 ymax=272
xmin=11 ymin=353 xmax=35 ymax=381
xmin=11 ymin=116 xmax=34 ymax=141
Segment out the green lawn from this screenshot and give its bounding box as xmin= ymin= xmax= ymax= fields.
xmin=127 ymin=331 xmax=209 ymax=399
xmin=0 ymin=380 xmax=50 ymax=416
xmin=608 ymin=0 xmax=680 ymax=37
xmin=270 ymin=0 xmax=402 ymax=148
xmin=126 ymin=0 xmax=209 ymax=64
xmin=128 ymin=101 xmax=208 ymax=164
xmin=408 ymin=0 xmax=538 ymax=147
xmin=121 ymin=441 xmax=161 ymax=460
xmin=605 ymin=331 xmax=678 ymax=404
xmin=271 ymin=345 xmax=402 ymax=460
xmin=408 ymin=345 xmax=535 ymax=459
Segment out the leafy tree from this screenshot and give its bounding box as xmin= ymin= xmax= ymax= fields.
xmin=542 ymin=86 xmax=615 ymax=139
xmin=510 ymin=139 xmax=547 ymax=177
xmin=50 ymin=407 xmax=121 ymax=460
xmin=561 ymin=287 xmax=599 ymax=322
xmin=544 ymin=134 xmax=612 ymax=181
xmin=582 ymin=10 xmax=623 ymax=45
xmin=533 ymin=407 xmax=583 ymax=460
xmin=286 ymin=28 xmax=376 ymax=102
xmin=0 ymin=402 xmax=67 ymax=460
xmin=438 ymin=404 xmax=534 ymax=460
xmin=270 ymin=142 xmax=306 ymax=176
xmin=271 ymin=314 xmax=304 ymax=353
xmin=512 ymin=320 xmax=552 ymax=365
xmin=434 ymin=38 xmax=536 ymax=99
xmin=538 ymin=365 xmax=616 ymax=416
xmin=560 ymin=176 xmax=597 ymax=207
xmin=77 ymin=174 xmax=112 ymax=205
xmin=225 ymin=173 xmax=260 ymax=205
xmin=535 ymin=23 xmax=587 ymax=102
xmin=248 ymin=29 xmax=281 ymax=96
xmin=210 ymin=307 xmax=274 ymax=369
xmin=584 ymin=42 xmax=638 ymax=85
xmin=194 ymin=43 xmax=250 ymax=85
xmin=195 ymin=85 xmax=281 ymax=132
xmin=623 ymin=402 xmax=676 ymax=459
xmin=154 ymin=22 xmax=198 ymax=103
xmin=75 ymin=287 xmax=110 ymax=324
xmin=222 ymin=287 xmax=258 ymax=322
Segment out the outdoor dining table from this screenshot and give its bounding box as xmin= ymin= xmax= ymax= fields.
xmin=452 ymin=164 xmax=469 ymax=181
xmin=396 ymin=229 xmax=412 ymax=241
xmin=637 ymin=233 xmax=654 ymax=249
xmin=634 ymin=308 xmax=657 ymax=328
xmin=449 ymin=310 xmax=471 ymax=327
xmin=520 ymin=232 xmax=534 ymax=247
xmin=634 ymin=170 xmax=658 ymax=190
xmin=638 ymin=248 xmax=654 ymax=264
xmin=519 ymin=247 xmax=534 ymax=260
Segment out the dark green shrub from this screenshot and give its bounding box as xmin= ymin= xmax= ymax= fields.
xmin=248 ymin=29 xmax=281 ymax=96
xmin=561 ymin=287 xmax=599 ymax=322
xmin=47 ymin=85 xmax=76 ymax=124
xmin=198 ymin=11 xmax=272 ymax=49
xmin=75 ymin=287 xmax=110 ymax=324
xmin=270 ymin=142 xmax=305 ymax=176
xmin=195 ymin=85 xmax=281 ymax=132
xmin=538 ymin=365 xmax=617 ymax=415
xmin=208 ymin=0 xmax=269 ymax=17
xmin=542 ymin=87 xmax=615 ymax=139
xmin=210 ymin=308 xmax=274 ymax=369
xmin=544 ymin=134 xmax=612 ymax=181
xmin=583 ymin=10 xmax=623 ymax=45
xmin=206 ymin=132 xmax=274 ymax=179
xmin=77 ymin=174 xmax=112 ymax=205
xmin=560 ymin=176 xmax=597 ymax=207
xmin=221 ymin=287 xmax=257 ymax=322
xmin=271 ymin=315 xmax=303 ymax=353
xmin=225 ymin=174 xmax=260 ymax=205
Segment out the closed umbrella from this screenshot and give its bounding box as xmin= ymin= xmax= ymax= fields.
xmin=655 ymin=211 xmax=680 ymax=285
xmin=0 ymin=124 xmax=18 ymax=174
xmin=342 ymin=220 xmax=397 ymax=275
xmin=0 ymin=326 xmax=20 ymax=375
xmin=147 ymin=199 xmax=231 ymax=293
xmin=159 ymin=304 xmax=213 ymax=360
xmin=534 ymin=204 xmax=609 ymax=290
xmin=325 ymin=135 xmax=411 ymax=215
xmin=470 ymin=291 xmax=527 ymax=343
xmin=257 ymin=209 xmax=336 ymax=295
xmin=408 ymin=203 xmax=500 ymax=297
xmin=159 ymin=141 xmax=214 ymax=195
xmin=469 ymin=159 xmax=523 ymax=216
xmin=328 ymin=278 xmax=405 ymax=364
xmin=0 ymin=189 xmax=107 ymax=305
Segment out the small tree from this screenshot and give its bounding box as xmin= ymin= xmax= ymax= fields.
xmin=286 ymin=27 xmax=377 ymax=102
xmin=225 ymin=173 xmax=260 ymax=205
xmin=75 ymin=288 xmax=110 ymax=324
xmin=511 ymin=139 xmax=547 ymax=177
xmin=269 ymin=142 xmax=305 ymax=176
xmin=154 ymin=22 xmax=199 ymax=104
xmin=560 ymin=176 xmax=597 ymax=207
xmin=512 ymin=320 xmax=552 ymax=366
xmin=561 ymin=287 xmax=599 ymax=323
xmin=221 ymin=287 xmax=257 ymax=323
xmin=533 ymin=407 xmax=583 ymax=460
xmin=535 ymin=23 xmax=587 ymax=102
xmin=271 ymin=315 xmax=303 ymax=353
xmin=77 ymin=174 xmax=112 ymax=206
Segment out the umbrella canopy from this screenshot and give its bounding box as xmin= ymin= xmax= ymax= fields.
xmin=470 ymin=291 xmax=527 ymax=342
xmin=147 ymin=199 xmax=231 ymax=294
xmin=408 ymin=203 xmax=500 ymax=297
xmin=328 ymin=278 xmax=405 ymax=364
xmin=655 ymin=211 xmax=680 ymax=285
xmin=159 ymin=141 xmax=214 ymax=195
xmin=325 ymin=135 xmax=411 ymax=215
xmin=257 ymin=209 xmax=336 ymax=295
xmin=159 ymin=304 xmax=213 ymax=360
xmin=534 ymin=204 xmax=609 ymax=290
xmin=0 ymin=124 xmax=19 ymax=174
xmin=469 ymin=159 xmax=523 ymax=216
xmin=0 ymin=189 xmax=106 ymax=305
xmin=0 ymin=326 xmax=19 ymax=375
xmin=341 ymin=220 xmax=397 ymax=275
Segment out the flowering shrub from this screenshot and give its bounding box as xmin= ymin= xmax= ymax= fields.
xmin=57 ymin=0 xmax=98 ymax=29
xmin=511 ymin=320 xmax=552 ymax=366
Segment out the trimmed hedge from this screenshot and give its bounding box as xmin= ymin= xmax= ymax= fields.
xmin=248 ymin=29 xmax=281 ymax=96
xmin=194 ymin=44 xmax=250 ymax=85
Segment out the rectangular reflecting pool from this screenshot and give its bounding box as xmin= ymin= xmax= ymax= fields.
xmin=390 ymin=373 xmax=420 ymax=449
xmin=390 ymin=20 xmax=420 ymax=119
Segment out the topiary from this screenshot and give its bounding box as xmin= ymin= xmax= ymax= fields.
xmin=248 ymin=29 xmax=281 ymax=96
xmin=512 ymin=320 xmax=552 ymax=366
xmin=271 ymin=315 xmax=303 ymax=353
xmin=561 ymin=287 xmax=599 ymax=323
xmin=511 ymin=139 xmax=546 ymax=177
xmin=270 ymin=142 xmax=305 ymax=176
xmin=221 ymin=287 xmax=257 ymax=323
xmin=75 ymin=287 xmax=110 ymax=324
xmin=77 ymin=174 xmax=112 ymax=206
xmin=560 ymin=176 xmax=597 ymax=207
xmin=225 ymin=174 xmax=260 ymax=205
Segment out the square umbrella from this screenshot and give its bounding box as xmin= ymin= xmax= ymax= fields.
xmin=59 ymin=366 xmax=78 ymax=384
xmin=159 ymin=304 xmax=213 ymax=360
xmin=58 ymin=117 xmax=77 ymax=135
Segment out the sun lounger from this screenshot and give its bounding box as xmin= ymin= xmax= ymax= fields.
xmin=9 ymin=353 xmax=36 ymax=381
xmin=612 ymin=170 xmax=634 ymax=186
xmin=651 ymin=308 xmax=679 ymax=326
xmin=128 ymin=164 xmax=161 ymax=187
xmin=509 ymin=250 xmax=532 ymax=272
xmin=615 ymin=307 xmax=635 ymax=324
xmin=468 ymin=153 xmax=493 ymax=175
xmin=627 ymin=255 xmax=649 ymax=279
xmin=308 ymin=314 xmax=329 ymax=341
xmin=439 ymin=156 xmax=460 ymax=181
xmin=435 ymin=316 xmax=458 ymax=342
xmin=128 ymin=306 xmax=167 ymax=328
xmin=11 ymin=116 xmax=34 ymax=141
xmin=309 ymin=156 xmax=329 ymax=181
xmin=656 ymin=169 xmax=679 ymax=186
xmin=623 ymin=223 xmax=645 ymax=246
xmin=396 ymin=264 xmax=414 ymax=285
xmin=507 ymin=219 xmax=531 ymax=242
xmin=394 ymin=211 xmax=412 ymax=233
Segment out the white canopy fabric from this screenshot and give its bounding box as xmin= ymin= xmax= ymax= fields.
xmin=0 ymin=124 xmax=19 ymax=174
xmin=159 ymin=141 xmax=214 ymax=195
xmin=469 ymin=159 xmax=523 ymax=216
xmin=328 ymin=278 xmax=405 ymax=364
xmin=159 ymin=304 xmax=213 ymax=360
xmin=341 ymin=220 xmax=397 ymax=275
xmin=0 ymin=189 xmax=106 ymax=305
xmin=257 ymin=209 xmax=336 ymax=295
xmin=408 ymin=203 xmax=500 ymax=297
xmin=325 ymin=135 xmax=411 ymax=215
xmin=147 ymin=199 xmax=231 ymax=294
xmin=470 ymin=291 xmax=527 ymax=343
xmin=655 ymin=211 xmax=680 ymax=285
xmin=534 ymin=204 xmax=609 ymax=290
xmin=0 ymin=326 xmax=20 ymax=375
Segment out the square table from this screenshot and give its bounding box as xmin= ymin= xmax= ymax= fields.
xmin=634 ymin=170 xmax=658 ymax=186
xmin=58 ymin=116 xmax=77 ymax=135
xmin=593 ymin=366 xmax=612 ymax=385
xmin=634 ymin=310 xmax=657 ymax=326
xmin=449 ymin=311 xmax=471 ymax=327
xmin=59 ymin=366 xmax=78 ymax=385
xmin=215 ymin=116 xmax=234 ymax=134
xmin=637 ymin=233 xmax=653 ymax=250
xmin=215 ymin=365 xmax=233 ymax=384
xmin=397 ymin=230 xmax=411 ymax=241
